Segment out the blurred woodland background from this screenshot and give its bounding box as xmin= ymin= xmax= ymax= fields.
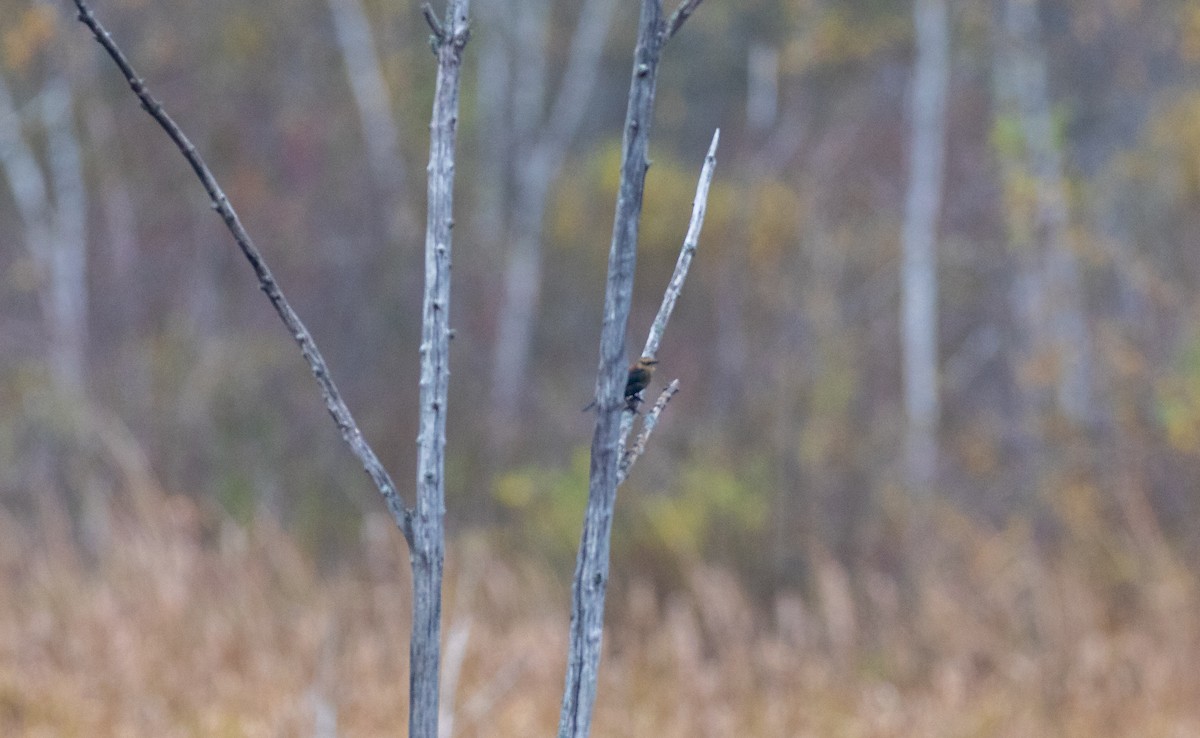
xmin=4 ymin=0 xmax=1200 ymax=734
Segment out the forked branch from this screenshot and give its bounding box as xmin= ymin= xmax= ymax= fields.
xmin=558 ymin=0 xmax=711 ymax=734
xmin=618 ymin=128 xmax=719 ymax=480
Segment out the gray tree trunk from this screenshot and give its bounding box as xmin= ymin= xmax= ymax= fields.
xmin=411 ymin=5 xmax=471 ymax=736
xmin=559 ymin=5 xmax=707 ymax=735
xmin=901 ymin=0 xmax=949 ymax=496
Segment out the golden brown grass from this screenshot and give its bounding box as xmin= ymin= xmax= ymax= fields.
xmin=1 ymin=493 xmax=1199 ymax=737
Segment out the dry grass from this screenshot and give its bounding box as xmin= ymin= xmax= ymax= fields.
xmin=1 ymin=493 xmax=1199 ymax=737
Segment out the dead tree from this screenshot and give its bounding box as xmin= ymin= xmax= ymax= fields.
xmin=562 ymin=2 xmax=711 ymax=736
xmin=70 ymin=2 xmax=470 ymax=736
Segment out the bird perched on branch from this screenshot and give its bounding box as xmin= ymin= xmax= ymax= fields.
xmin=583 ymin=357 xmax=659 ymax=412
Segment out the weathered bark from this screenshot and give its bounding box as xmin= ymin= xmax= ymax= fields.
xmin=901 ymin=0 xmax=949 ymax=495
xmin=559 ymin=4 xmax=705 ymax=735
xmin=411 ymin=5 xmax=470 ymax=736
xmin=558 ymin=3 xmax=666 ymax=733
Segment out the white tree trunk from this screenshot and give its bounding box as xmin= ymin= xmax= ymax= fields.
xmin=901 ymin=0 xmax=949 ymax=495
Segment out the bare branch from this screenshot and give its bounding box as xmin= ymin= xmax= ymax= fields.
xmin=618 ymin=380 xmax=680 ymax=484
xmin=617 ymin=129 xmax=718 ymax=480
xmin=560 ymin=2 xmax=709 ymax=736
xmin=641 ymin=128 xmax=719 ymax=360
xmin=665 ymin=0 xmax=705 ymax=40
xmin=70 ymin=0 xmax=414 ymax=549
xmin=422 ymin=3 xmax=445 ymax=40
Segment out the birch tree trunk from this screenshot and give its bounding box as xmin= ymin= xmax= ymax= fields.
xmin=901 ymin=0 xmax=949 ymax=496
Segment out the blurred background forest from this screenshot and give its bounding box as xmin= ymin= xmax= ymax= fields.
xmin=5 ymin=0 xmax=1200 ymax=733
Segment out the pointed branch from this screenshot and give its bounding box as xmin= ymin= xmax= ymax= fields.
xmin=641 ymin=128 xmax=719 ymax=361
xmin=70 ymin=0 xmax=414 ymax=549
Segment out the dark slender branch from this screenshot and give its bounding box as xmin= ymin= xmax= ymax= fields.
xmin=70 ymin=0 xmax=415 ymax=549
xmin=665 ymin=0 xmax=705 ymax=40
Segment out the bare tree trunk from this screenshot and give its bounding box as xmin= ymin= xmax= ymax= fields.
xmin=474 ymin=0 xmax=513 ymax=255
xmin=746 ymin=42 xmax=778 ymax=132
xmin=558 ymin=3 xmax=668 ymax=731
xmin=559 ymin=6 xmax=705 ymax=736
xmin=901 ymin=0 xmax=949 ymax=496
xmin=489 ymin=169 xmax=550 ymax=448
xmin=82 ymin=98 xmax=138 ymax=320
xmin=42 ymin=76 xmax=89 ymax=393
xmin=411 ymin=5 xmax=471 ymax=736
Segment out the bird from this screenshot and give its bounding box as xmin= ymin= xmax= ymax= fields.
xmin=582 ymin=357 xmax=659 ymax=412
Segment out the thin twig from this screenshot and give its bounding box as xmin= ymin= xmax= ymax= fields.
xmin=422 ymin=3 xmax=445 ymax=40
xmin=618 ymin=379 xmax=680 ymax=484
xmin=70 ymin=0 xmax=414 ymax=548
xmin=641 ymin=128 xmax=719 ymax=361
xmin=665 ymin=0 xmax=705 ymax=40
